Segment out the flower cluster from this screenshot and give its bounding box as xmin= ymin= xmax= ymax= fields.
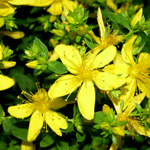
xmin=1 ymin=0 xmax=150 ymax=149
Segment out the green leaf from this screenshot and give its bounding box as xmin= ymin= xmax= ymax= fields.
xmin=40 ymin=134 xmax=55 ymax=147
xmin=84 ymin=37 xmax=98 ymax=49
xmin=117 ymin=13 xmax=131 ymax=30
xmin=48 ymin=61 xmax=68 ymax=74
xmin=93 ymin=111 xmax=105 ymax=124
xmin=76 ymin=132 xmax=86 ymax=142
xmin=112 ymin=134 xmax=117 ymax=146
xmin=2 ymin=117 xmax=11 ymax=132
xmin=9 ymin=66 xmax=36 ymax=91
xmin=11 ymin=125 xmax=28 ymax=140
xmin=115 ymin=121 xmax=128 ymax=126
xmin=33 ymin=37 xmax=49 ymax=61
xmin=56 ymin=140 xmax=69 ymax=150
xmin=0 ymin=104 xmax=4 ymax=118
xmin=106 ymin=9 xmax=119 ymax=25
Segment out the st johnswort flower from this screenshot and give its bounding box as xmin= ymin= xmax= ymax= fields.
xmin=48 ymin=44 xmax=126 ymax=120
xmin=104 ymin=35 xmax=150 ymax=110
xmin=8 ymin=88 xmax=74 ymax=142
xmin=88 ymin=7 xmax=124 ymax=57
xmin=8 ymin=0 xmax=77 ymax=16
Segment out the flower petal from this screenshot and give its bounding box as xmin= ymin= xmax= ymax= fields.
xmin=91 ymin=45 xmax=117 ymax=69
xmin=0 ymin=2 xmax=15 ymax=16
xmin=121 ymin=35 xmax=137 ymax=65
xmin=48 ymin=74 xmax=82 ymax=98
xmin=27 ymin=111 xmax=43 ymax=142
xmin=93 ymin=70 xmax=126 ymax=90
xmin=120 ymin=77 xmax=136 ymax=110
xmin=103 ymin=64 xmax=129 ymax=78
xmin=45 ymin=110 xmax=68 ymax=136
xmin=131 ymin=8 xmax=143 ymax=27
xmin=138 ymin=52 xmax=150 ymax=69
xmin=97 ymin=7 xmax=106 ymax=41
xmin=130 ymin=119 xmax=150 ymax=138
xmin=0 ymin=75 xmax=15 ymax=91
xmin=77 ymin=80 xmax=95 ymax=120
xmin=124 ymin=93 xmax=146 ymax=116
xmin=63 ymin=0 xmax=77 ymax=12
xmin=21 ymin=141 xmax=35 ymax=150
xmin=106 ymin=0 xmax=117 ymax=11
xmin=8 ymin=103 xmax=33 ymax=119
xmin=113 ymin=53 xmax=125 ymax=64
xmin=137 ymin=77 xmax=150 ymax=98
xmin=8 ymin=0 xmax=53 ymax=6
xmin=50 ymin=98 xmax=75 ymax=110
xmin=47 ymin=2 xmax=62 ymax=15
xmin=55 ymin=44 xmax=82 ymax=74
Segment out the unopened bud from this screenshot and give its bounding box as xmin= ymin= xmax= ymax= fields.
xmin=0 ymin=61 xmax=16 ymax=69
xmin=100 ymin=122 xmax=110 ymax=130
xmin=112 ymin=126 xmax=125 ymax=136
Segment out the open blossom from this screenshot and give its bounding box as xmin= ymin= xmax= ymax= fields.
xmin=8 ymin=0 xmax=77 ymax=16
xmin=48 ymin=44 xmax=126 ymax=120
xmin=8 ymin=88 xmax=73 ymax=142
xmin=88 ymin=7 xmax=124 ymax=57
xmin=104 ymin=35 xmax=150 ymax=110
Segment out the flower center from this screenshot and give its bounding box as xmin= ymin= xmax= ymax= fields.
xmin=77 ymin=65 xmax=93 ymax=81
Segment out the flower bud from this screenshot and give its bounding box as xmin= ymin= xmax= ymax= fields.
xmin=112 ymin=126 xmax=125 ymax=136
xmin=52 ymin=29 xmax=65 ymax=37
xmin=26 ymin=60 xmax=38 ymax=69
xmin=100 ymin=122 xmax=110 ymax=130
xmin=0 ymin=18 xmax=4 ymax=28
xmin=0 ymin=61 xmax=16 ymax=69
xmin=102 ymin=104 xmax=111 ymax=114
xmin=66 ymin=16 xmax=75 ymax=24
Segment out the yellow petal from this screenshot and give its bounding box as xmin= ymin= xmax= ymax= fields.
xmin=103 ymin=64 xmax=129 ymax=78
xmin=106 ymin=0 xmax=117 ymax=11
xmin=8 ymin=103 xmax=33 ymax=119
xmin=50 ymin=98 xmax=75 ymax=110
xmin=121 ymin=35 xmax=137 ymax=65
xmin=1 ymin=31 xmax=25 ymax=39
xmin=97 ymin=7 xmax=106 ymax=41
xmin=63 ymin=0 xmax=77 ymax=12
xmin=0 ymin=2 xmax=15 ymax=16
xmin=21 ymin=141 xmax=35 ymax=150
xmin=45 ymin=110 xmax=68 ymax=136
xmin=0 ymin=75 xmax=15 ymax=91
xmin=138 ymin=52 xmax=150 ymax=68
xmin=0 ymin=61 xmax=16 ymax=69
xmin=137 ymin=78 xmax=150 ymax=98
xmin=26 ymin=60 xmax=38 ymax=69
xmin=0 ymin=17 xmax=5 ymax=28
xmin=55 ymin=44 xmax=82 ymax=74
xmin=102 ymin=104 xmax=111 ymax=114
xmin=107 ymin=91 xmax=122 ymax=114
xmin=124 ymin=93 xmax=146 ymax=115
xmin=113 ymin=53 xmax=125 ymax=64
xmin=88 ymin=30 xmax=101 ymax=44
xmin=131 ymin=119 xmax=150 ymax=138
xmin=47 ymin=2 xmax=62 ymax=15
xmin=77 ymin=80 xmax=95 ymax=120
xmin=27 ymin=111 xmax=43 ymax=142
xmin=112 ymin=126 xmax=125 ymax=136
xmin=8 ymin=0 xmax=53 ymax=6
xmin=93 ymin=70 xmax=126 ymax=90
xmin=120 ymin=77 xmax=136 ymax=110
xmin=91 ymin=45 xmax=117 ymax=69
xmin=131 ymin=8 xmax=143 ymax=27
xmin=48 ymin=74 xmax=82 ymax=98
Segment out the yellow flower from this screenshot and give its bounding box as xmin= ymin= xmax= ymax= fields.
xmin=0 ymin=1 xmax=16 ymax=16
xmin=0 ymin=31 xmax=25 ymax=39
xmin=104 ymin=35 xmax=150 ymax=110
xmin=131 ymin=8 xmax=143 ymax=28
xmin=8 ymin=88 xmax=73 ymax=142
xmin=8 ymin=0 xmax=77 ymax=16
xmin=21 ymin=141 xmax=35 ymax=150
xmin=88 ymin=7 xmax=124 ymax=56
xmin=0 ymin=74 xmax=15 ymax=91
xmin=48 ymin=44 xmax=126 ymax=120
xmin=46 ymin=0 xmax=77 ymax=16
xmin=109 ymin=93 xmax=148 ymax=150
